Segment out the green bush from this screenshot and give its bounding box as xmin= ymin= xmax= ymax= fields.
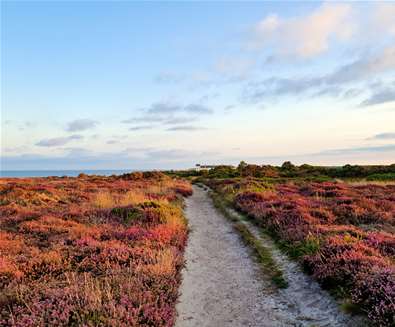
xmin=366 ymin=173 xmax=395 ymax=181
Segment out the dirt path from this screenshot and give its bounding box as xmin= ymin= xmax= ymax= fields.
xmin=175 ymin=186 xmax=365 ymax=327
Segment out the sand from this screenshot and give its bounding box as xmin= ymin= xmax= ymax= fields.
xmin=175 ymin=186 xmax=365 ymax=327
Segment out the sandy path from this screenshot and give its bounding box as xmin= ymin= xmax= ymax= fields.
xmin=175 ymin=186 xmax=365 ymax=327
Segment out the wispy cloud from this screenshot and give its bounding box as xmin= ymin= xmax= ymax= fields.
xmin=145 ymin=101 xmax=212 ymax=115
xmin=163 ymin=117 xmax=198 ymax=125
xmin=166 ymin=125 xmax=207 ymax=132
xmin=150 ymin=3 xmax=395 ymax=105
xmin=224 ymin=105 xmax=235 ymax=111
xmin=243 ymin=46 xmax=395 ymax=103
xmin=360 ymin=84 xmax=395 ymax=107
xmin=36 ymin=135 xmax=83 ymax=147
xmin=122 ymin=101 xmax=212 ymax=132
xmin=123 ymin=116 xmax=197 ymax=125
xmin=129 ymin=125 xmax=154 ymax=131
xmin=326 ymin=46 xmax=395 ymax=84
xmin=66 ymin=119 xmax=98 ymax=132
xmin=122 ymin=116 xmax=165 ymax=124
xmin=367 ymin=132 xmax=395 ymax=140
xmin=319 ymin=144 xmax=395 ymax=155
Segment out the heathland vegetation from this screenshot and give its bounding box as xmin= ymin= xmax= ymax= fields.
xmin=186 ymin=162 xmax=394 ymax=326
xmin=0 ymin=172 xmax=192 ymax=326
xmin=170 ymin=161 xmax=395 ymax=182
xmin=1 ymin=163 xmax=394 ymax=326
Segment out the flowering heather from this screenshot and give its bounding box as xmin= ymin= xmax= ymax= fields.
xmin=0 ymin=172 xmax=192 ymax=326
xmin=210 ymin=179 xmax=395 ymax=326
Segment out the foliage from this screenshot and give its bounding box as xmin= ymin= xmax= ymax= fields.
xmin=367 ymin=173 xmax=395 ymax=181
xmin=210 ymin=178 xmax=395 ymax=326
xmin=0 ymin=173 xmax=192 ymax=326
xmin=169 ymin=162 xmax=395 ymax=181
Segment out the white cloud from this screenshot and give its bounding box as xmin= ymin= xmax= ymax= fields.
xmin=36 ymin=135 xmax=83 ymax=147
xmin=367 ymin=132 xmax=395 ymax=141
xmin=360 ymin=84 xmax=395 ymax=107
xmin=129 ymin=125 xmax=154 ymax=131
xmin=325 ymin=45 xmax=395 ymax=84
xmin=252 ymin=3 xmax=355 ymax=58
xmin=166 ymin=125 xmax=207 ymax=132
xmin=66 ymin=119 xmax=98 ymax=132
xmin=373 ymin=3 xmax=395 ymax=36
xmin=243 ymin=46 xmax=395 ymax=102
xmin=140 ymin=101 xmax=212 ymax=115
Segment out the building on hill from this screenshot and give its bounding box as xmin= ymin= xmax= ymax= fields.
xmin=194 ymin=164 xmax=218 ymax=171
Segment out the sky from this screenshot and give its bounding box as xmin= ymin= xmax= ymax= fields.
xmin=1 ymin=1 xmax=395 ymax=170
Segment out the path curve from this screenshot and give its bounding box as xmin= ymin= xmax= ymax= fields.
xmin=175 ymin=186 xmax=364 ymax=327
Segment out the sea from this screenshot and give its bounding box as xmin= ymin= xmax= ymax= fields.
xmin=0 ymin=170 xmax=134 ymax=178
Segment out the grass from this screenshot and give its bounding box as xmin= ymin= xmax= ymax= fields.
xmin=343 ymin=179 xmax=395 ymax=186
xmin=0 ymin=173 xmax=192 ymax=326
xmin=208 ymin=189 xmax=288 ymax=289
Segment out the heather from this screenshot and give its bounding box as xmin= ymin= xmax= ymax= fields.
xmin=0 ymin=172 xmax=192 ymax=326
xmin=208 ymin=178 xmax=395 ymax=326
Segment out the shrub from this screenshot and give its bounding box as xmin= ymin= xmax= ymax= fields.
xmin=229 ymin=180 xmax=394 ymax=325
xmin=0 ymin=174 xmax=192 ymax=326
xmin=352 ymin=266 xmax=395 ymax=326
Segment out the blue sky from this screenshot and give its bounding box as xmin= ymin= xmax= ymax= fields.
xmin=1 ymin=1 xmax=395 ymax=170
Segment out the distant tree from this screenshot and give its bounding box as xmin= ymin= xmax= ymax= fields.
xmin=209 ymin=165 xmax=237 ymax=178
xmin=340 ymin=164 xmax=364 ymax=178
xmin=261 ymin=165 xmax=280 ymax=178
xmin=281 ymin=161 xmax=296 ymax=170
xmin=240 ymin=164 xmax=261 ymax=177
xmin=237 ymin=161 xmax=248 ymax=172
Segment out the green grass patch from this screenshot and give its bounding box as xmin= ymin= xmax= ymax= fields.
xmin=366 ymin=172 xmax=395 ymax=181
